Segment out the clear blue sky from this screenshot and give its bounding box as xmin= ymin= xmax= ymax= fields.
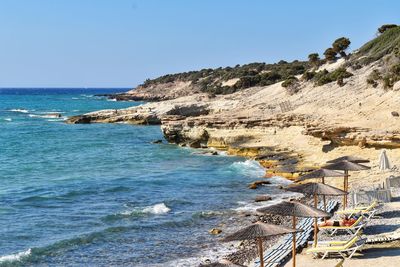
xmin=0 ymin=0 xmax=399 ymax=88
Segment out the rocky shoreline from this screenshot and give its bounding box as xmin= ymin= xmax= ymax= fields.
xmin=66 ymin=53 xmax=400 ymax=265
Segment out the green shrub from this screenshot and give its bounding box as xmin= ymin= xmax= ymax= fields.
xmin=324 ymin=48 xmax=337 ymax=61
xmin=302 ymin=71 xmax=316 ymax=81
xmin=378 ymin=24 xmax=398 ymax=34
xmin=332 ymin=37 xmax=351 ymax=57
xmin=313 ymin=68 xmax=353 ymax=86
xmin=281 ymin=76 xmax=299 ymax=88
xmin=308 ymin=53 xmax=320 ymax=67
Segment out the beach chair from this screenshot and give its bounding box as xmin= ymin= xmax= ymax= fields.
xmin=337 ymin=200 xmax=378 ymax=219
xmin=334 ymin=259 xmax=345 ymax=267
xmin=306 ymin=236 xmax=367 ymax=259
xmin=308 ymin=225 xmax=364 ymax=247
xmin=319 ymin=217 xmax=366 ymax=236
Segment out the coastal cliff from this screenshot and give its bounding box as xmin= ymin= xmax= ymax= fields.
xmin=68 ymin=26 xmax=400 ymax=188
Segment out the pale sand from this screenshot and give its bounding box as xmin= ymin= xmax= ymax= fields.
xmin=281 ymin=201 xmax=400 ymax=267
xmin=283 ymin=247 xmax=400 ymax=267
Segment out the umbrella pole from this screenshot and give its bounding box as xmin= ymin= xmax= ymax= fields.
xmin=314 ymin=194 xmax=318 ymax=247
xmin=258 ymin=237 xmax=264 ymax=267
xmin=343 ymin=173 xmax=346 ymax=210
xmin=344 ymin=170 xmax=349 ymax=209
xmin=292 ymin=216 xmax=296 ymax=267
xmin=322 ymin=177 xmax=327 ymax=222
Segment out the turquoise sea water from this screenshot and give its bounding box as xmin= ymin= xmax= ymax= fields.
xmin=0 ymin=89 xmax=288 ymax=266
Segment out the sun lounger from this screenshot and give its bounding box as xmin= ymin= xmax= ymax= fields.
xmin=319 ymin=216 xmax=366 ymax=236
xmin=337 ymin=201 xmax=378 ymax=219
xmin=308 ymin=225 xmax=364 ymax=246
xmin=307 ymin=236 xmax=367 ymax=259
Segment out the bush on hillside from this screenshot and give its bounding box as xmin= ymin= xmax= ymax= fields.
xmin=378 ymin=24 xmax=398 ymax=34
xmin=324 ymin=48 xmax=337 ymax=62
xmin=308 ymin=53 xmax=320 ymax=68
xmin=313 ymin=68 xmax=353 ymax=86
xmin=332 ymin=37 xmax=351 ymax=58
xmin=302 ymin=71 xmax=316 ymax=81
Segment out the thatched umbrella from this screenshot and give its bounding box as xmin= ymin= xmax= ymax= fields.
xmin=324 ymin=160 xmax=370 ymax=208
xmin=199 ymin=259 xmax=246 ymax=267
xmin=222 ymin=222 xmax=301 ymax=267
xmin=284 ymin=183 xmax=347 ymax=246
xmin=297 ymin=168 xmax=343 ymax=211
xmin=256 ymin=201 xmax=330 ymax=267
xmin=326 ymin=156 xmax=370 ymax=164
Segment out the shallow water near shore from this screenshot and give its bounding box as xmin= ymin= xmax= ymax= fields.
xmin=0 ymin=89 xmax=291 ymax=266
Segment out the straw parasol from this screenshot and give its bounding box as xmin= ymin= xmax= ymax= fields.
xmin=297 ymin=168 xmax=343 ymax=211
xmin=326 ymin=156 xmax=370 ymax=164
xmin=324 ymin=160 xmax=370 ymax=208
xmin=199 ymin=259 xmax=246 ymax=267
xmin=222 ymin=222 xmax=300 ymax=267
xmin=256 ymin=201 xmax=330 ymax=267
xmin=284 ymin=183 xmax=347 ymax=246
xmin=379 ymin=150 xmax=391 ymax=172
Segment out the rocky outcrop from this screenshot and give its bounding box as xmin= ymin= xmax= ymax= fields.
xmin=66 ymin=102 xmax=210 ymax=125
xmin=106 ymin=81 xmax=197 ymax=102
xmin=304 ymin=125 xmax=400 ymax=149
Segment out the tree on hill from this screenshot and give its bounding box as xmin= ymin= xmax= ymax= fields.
xmin=332 ymin=37 xmax=351 ymax=58
xmin=308 ymin=53 xmax=320 ymax=68
xmin=378 ymin=24 xmax=398 ymax=34
xmin=324 ymin=48 xmax=337 ymax=62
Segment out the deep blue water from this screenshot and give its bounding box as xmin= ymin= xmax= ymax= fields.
xmin=0 ymin=89 xmax=282 ymax=266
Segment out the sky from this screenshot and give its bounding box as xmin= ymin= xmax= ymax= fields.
xmin=0 ymin=0 xmax=399 ymax=88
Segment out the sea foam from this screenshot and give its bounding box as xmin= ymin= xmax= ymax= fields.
xmin=9 ymin=109 xmax=28 ymax=113
xmin=142 ymin=203 xmax=171 ymax=214
xmin=0 ymin=249 xmax=31 ymax=263
xmin=229 ymin=160 xmax=265 ymax=177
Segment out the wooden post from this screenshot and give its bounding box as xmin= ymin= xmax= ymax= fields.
xmin=292 ymin=216 xmax=296 ymax=267
xmin=314 ymin=194 xmax=318 ymax=247
xmin=258 ymin=238 xmax=264 ymax=267
xmin=343 ymin=171 xmax=347 ymax=210
xmin=322 ymin=177 xmax=327 ymax=222
xmin=344 ymin=170 xmax=349 ymax=209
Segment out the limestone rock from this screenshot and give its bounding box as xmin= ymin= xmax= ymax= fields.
xmin=248 ymin=180 xmax=271 ymax=189
xmin=255 ymin=195 xmax=272 ymax=202
xmin=209 ymin=228 xmax=222 ymax=235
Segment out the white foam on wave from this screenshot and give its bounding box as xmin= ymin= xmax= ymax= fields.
xmin=107 ymin=98 xmax=117 ymax=102
xmin=120 ymin=203 xmax=171 ymax=216
xmin=29 ymin=113 xmax=63 ymax=119
xmin=4 ymin=118 xmax=12 ymax=122
xmin=233 ymin=191 xmax=303 ymax=213
xmin=9 ymin=109 xmax=28 ymax=113
xmin=268 ymin=175 xmax=294 ymax=185
xmin=142 ymin=203 xmax=171 ymax=214
xmin=0 ymin=248 xmax=31 ymax=263
xmin=229 ymin=160 xmax=265 ymax=178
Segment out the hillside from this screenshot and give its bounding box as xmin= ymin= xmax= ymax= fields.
xmin=69 ymin=24 xmax=400 ymax=190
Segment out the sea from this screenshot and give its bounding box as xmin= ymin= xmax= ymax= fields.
xmin=0 ymin=88 xmax=295 ymax=267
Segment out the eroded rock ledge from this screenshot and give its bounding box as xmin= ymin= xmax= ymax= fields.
xmin=66 ymin=101 xmax=400 ymax=180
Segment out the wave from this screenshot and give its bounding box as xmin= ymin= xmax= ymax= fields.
xmin=228 ymin=160 xmax=265 ymax=178
xmin=142 ymin=203 xmax=170 ymax=214
xmin=28 ymin=113 xmax=62 ymax=119
xmin=9 ymin=109 xmax=28 ymax=113
xmin=4 ymin=118 xmax=12 ymax=122
xmin=102 ymin=203 xmax=171 ymax=223
xmin=192 ymin=210 xmax=227 ymax=219
xmin=0 ymin=249 xmax=31 ymax=264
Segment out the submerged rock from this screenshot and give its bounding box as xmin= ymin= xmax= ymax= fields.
xmin=209 ymin=228 xmax=222 ymax=235
xmin=248 ymin=180 xmax=271 ymax=189
xmin=151 ymin=139 xmax=163 ymax=144
xmin=255 ymin=195 xmax=272 ymax=202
